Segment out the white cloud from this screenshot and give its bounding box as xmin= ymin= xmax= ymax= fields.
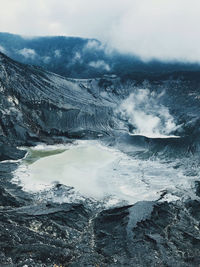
xmin=17 ymin=48 xmax=37 ymax=59
xmin=84 ymin=40 xmax=113 ymax=55
xmin=73 ymin=52 xmax=82 ymax=63
xmin=0 ymin=0 xmax=200 ymax=62
xmin=89 ymin=60 xmax=110 ymax=71
xmin=43 ymin=56 xmax=51 ymax=63
xmin=84 ymin=40 xmax=103 ymax=51
xmin=54 ymin=49 xmax=61 ymax=58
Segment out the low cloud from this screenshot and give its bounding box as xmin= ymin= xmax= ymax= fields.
xmin=17 ymin=48 xmax=37 ymax=59
xmin=84 ymin=40 xmax=113 ymax=55
xmin=89 ymin=60 xmax=110 ymax=71
xmin=72 ymin=52 xmax=82 ymax=63
xmin=84 ymin=40 xmax=103 ymax=51
xmin=0 ymin=0 xmax=200 ymax=62
xmin=43 ymin=56 xmax=51 ymax=63
xmin=54 ymin=49 xmax=61 ymax=58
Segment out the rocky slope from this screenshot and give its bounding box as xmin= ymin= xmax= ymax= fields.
xmin=0 ymin=52 xmax=121 ymax=155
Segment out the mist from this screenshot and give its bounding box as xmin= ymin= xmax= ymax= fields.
xmin=0 ymin=0 xmax=200 ymax=62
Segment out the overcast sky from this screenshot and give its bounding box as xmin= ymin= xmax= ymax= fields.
xmin=0 ymin=0 xmax=199 ymax=62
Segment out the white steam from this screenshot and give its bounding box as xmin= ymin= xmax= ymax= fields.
xmin=118 ymin=89 xmax=178 ymax=138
